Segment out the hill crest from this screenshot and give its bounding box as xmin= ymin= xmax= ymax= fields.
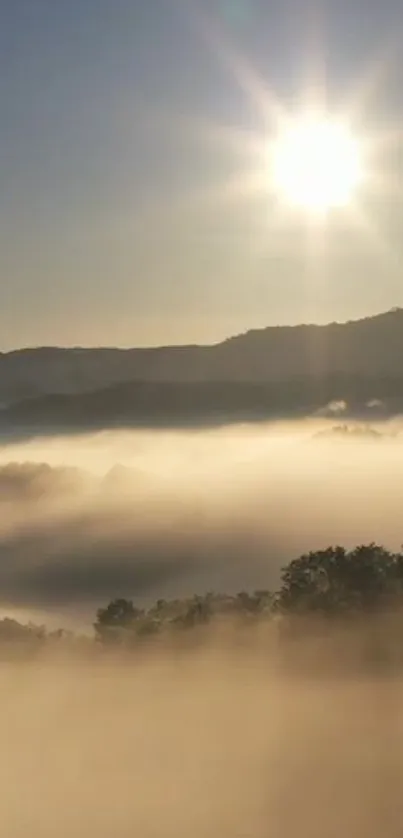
xmin=1 ymin=308 xmax=403 ymax=407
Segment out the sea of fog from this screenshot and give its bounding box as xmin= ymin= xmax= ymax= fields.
xmin=0 ymin=649 xmax=402 ymax=837
xmin=0 ymin=419 xmax=402 ymax=628
xmin=0 ymin=421 xmax=402 ymax=835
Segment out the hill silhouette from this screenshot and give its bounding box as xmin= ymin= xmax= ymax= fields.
xmin=0 ymin=308 xmax=402 ymax=395
xmin=0 ymin=373 xmax=401 ymax=433
xmin=1 ymin=309 xmax=403 ymax=430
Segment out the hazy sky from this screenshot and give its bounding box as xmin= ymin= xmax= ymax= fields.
xmin=2 ymin=0 xmax=403 ymax=349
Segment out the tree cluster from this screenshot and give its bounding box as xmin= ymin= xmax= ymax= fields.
xmin=278 ymin=544 xmax=403 ymax=616
xmin=2 ymin=543 xmax=403 ymax=655
xmin=94 ymin=590 xmax=273 ymax=645
xmin=93 ymin=544 xmax=403 ymax=643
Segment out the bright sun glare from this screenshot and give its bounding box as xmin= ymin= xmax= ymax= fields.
xmin=271 ymin=117 xmax=364 ymax=212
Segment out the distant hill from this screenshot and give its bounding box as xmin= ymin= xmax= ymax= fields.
xmin=313 ymin=424 xmax=385 ymax=442
xmin=1 ymin=308 xmax=403 ymax=407
xmin=1 ymin=372 xmax=403 ymax=434
xmin=1 ymin=309 xmax=403 ymax=432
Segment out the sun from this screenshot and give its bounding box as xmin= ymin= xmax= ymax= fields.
xmin=271 ymin=116 xmax=364 ymax=212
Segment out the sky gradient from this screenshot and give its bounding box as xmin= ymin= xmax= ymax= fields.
xmin=1 ymin=0 xmax=403 ymax=349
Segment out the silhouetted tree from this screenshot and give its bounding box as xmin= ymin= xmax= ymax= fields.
xmin=278 ymin=543 xmax=401 ymax=616
xmin=94 ymin=598 xmax=142 ymax=643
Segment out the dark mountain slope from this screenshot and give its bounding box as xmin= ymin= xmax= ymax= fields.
xmin=1 ymin=372 xmax=401 ymax=434
xmin=0 ymin=309 xmax=403 ymax=406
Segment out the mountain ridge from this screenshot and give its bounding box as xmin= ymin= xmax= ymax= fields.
xmin=0 ymin=308 xmax=403 ymax=410
xmin=2 ymin=307 xmax=402 ymax=356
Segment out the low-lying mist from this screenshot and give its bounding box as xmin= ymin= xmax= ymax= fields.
xmin=0 ymin=419 xmax=402 ymax=627
xmin=0 ymin=642 xmax=403 ymax=837
xmin=1 ymin=421 xmax=403 ymax=836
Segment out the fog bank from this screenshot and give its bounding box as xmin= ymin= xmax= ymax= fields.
xmin=0 ymin=644 xmax=402 ymax=837
xmin=0 ymin=420 xmax=402 ymax=626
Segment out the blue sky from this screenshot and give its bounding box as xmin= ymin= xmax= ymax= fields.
xmin=1 ymin=0 xmax=403 ymax=348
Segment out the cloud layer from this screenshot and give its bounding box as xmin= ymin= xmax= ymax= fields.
xmin=0 ymin=421 xmax=402 ymax=624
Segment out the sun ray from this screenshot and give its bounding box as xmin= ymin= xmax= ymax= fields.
xmin=122 ymin=0 xmax=403 ymax=294
xmin=295 ymin=0 xmax=329 ymax=116
xmin=183 ymin=0 xmax=287 ymax=129
xmin=338 ymin=201 xmax=401 ymax=273
xmin=341 ymin=33 xmax=401 ymax=120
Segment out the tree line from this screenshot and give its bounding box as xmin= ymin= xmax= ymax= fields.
xmin=2 ymin=543 xmax=403 ymax=654
xmin=93 ymin=543 xmax=403 ymax=643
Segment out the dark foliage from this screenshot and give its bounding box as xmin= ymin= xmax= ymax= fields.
xmin=278 ymin=544 xmax=403 ymax=616
xmin=3 ymin=543 xmax=403 ymax=661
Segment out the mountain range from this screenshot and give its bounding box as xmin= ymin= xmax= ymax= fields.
xmin=1 ymin=308 xmax=403 ymax=431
